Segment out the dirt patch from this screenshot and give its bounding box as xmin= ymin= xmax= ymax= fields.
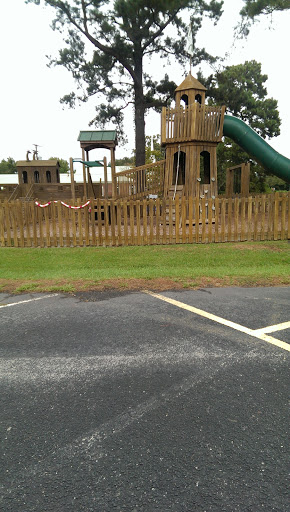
xmin=231 ymin=243 xmax=287 ymax=252
xmin=0 ymin=276 xmax=289 ymax=294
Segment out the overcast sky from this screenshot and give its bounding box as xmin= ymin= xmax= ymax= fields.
xmin=1 ymin=0 xmax=289 ymax=164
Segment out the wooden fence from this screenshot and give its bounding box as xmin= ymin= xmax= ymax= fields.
xmin=0 ymin=193 xmax=289 ymax=248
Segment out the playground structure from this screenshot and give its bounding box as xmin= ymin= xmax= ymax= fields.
xmin=17 ymin=159 xmax=60 ymax=185
xmin=1 ymin=73 xmax=289 ymax=210
xmin=73 ymin=129 xmax=117 ymax=201
xmin=161 ymin=74 xmax=224 ymax=202
xmin=1 ymin=159 xmax=86 ymax=203
xmin=111 ymin=73 xmax=289 ymax=205
xmin=225 ymin=163 xmax=250 ymax=198
xmin=6 ymin=159 xmax=61 ymax=202
xmin=112 ymin=74 xmax=225 ymax=206
xmin=0 ymin=71 xmax=289 ymax=248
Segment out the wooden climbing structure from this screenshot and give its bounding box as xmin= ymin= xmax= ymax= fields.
xmin=112 ymin=73 xmax=226 ymax=213
xmin=161 ymin=73 xmax=225 ymax=202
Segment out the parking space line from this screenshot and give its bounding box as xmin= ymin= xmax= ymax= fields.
xmin=252 ymin=321 xmax=290 ymax=335
xmin=0 ymin=294 xmax=59 ymax=309
xmin=144 ymin=291 xmax=290 ymax=352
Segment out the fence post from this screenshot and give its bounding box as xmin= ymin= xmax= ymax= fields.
xmin=0 ymin=204 xmax=4 ymax=247
xmin=70 ymin=157 xmax=75 ymax=201
xmin=273 ymin=191 xmax=279 ymax=240
xmin=288 ymin=192 xmax=290 ymax=240
xmin=103 ymin=157 xmax=108 ymax=199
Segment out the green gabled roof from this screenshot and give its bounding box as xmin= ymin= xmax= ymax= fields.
xmin=78 ymin=130 xmax=117 ymax=142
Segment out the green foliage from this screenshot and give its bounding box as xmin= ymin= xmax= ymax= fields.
xmin=49 ymin=157 xmax=69 ymax=174
xmin=115 ymin=155 xmax=135 ymax=167
xmin=202 ymin=61 xmax=280 ymax=138
xmin=241 ymin=0 xmax=290 ymax=17
xmin=145 ymin=135 xmax=165 ymax=164
xmin=0 ymin=157 xmax=17 ymax=174
xmin=200 ymin=61 xmax=281 ymax=193
xmin=25 ymin=0 xmax=224 ymax=165
xmin=216 ymin=139 xmax=269 ymax=194
xmin=263 ymin=174 xmax=289 ymax=192
xmin=115 ymin=135 xmax=164 ymax=167
xmin=239 ymin=1 xmax=290 ymax=35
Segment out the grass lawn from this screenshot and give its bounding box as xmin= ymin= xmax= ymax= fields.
xmin=0 ymin=241 xmax=289 ymax=293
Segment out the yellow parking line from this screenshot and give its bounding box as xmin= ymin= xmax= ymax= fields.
xmin=144 ymin=291 xmax=290 ymax=353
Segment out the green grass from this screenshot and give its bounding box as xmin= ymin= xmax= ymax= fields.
xmin=0 ymin=242 xmax=289 ymax=292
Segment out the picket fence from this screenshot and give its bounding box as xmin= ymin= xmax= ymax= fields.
xmin=0 ymin=193 xmax=289 ymax=248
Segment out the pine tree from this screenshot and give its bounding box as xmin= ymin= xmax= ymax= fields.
xmin=26 ymin=0 xmax=223 ymax=166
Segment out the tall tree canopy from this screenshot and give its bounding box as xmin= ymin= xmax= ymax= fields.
xmin=241 ymin=0 xmax=290 ymax=18
xmin=239 ymin=0 xmax=290 ymax=35
xmin=203 ymin=60 xmax=280 ymax=139
xmin=199 ymin=60 xmax=281 ymax=192
xmin=26 ymin=0 xmax=223 ymax=166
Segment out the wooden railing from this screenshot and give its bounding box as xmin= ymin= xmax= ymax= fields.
xmin=8 ymin=185 xmax=20 ymax=202
xmin=114 ymin=160 xmax=166 ymax=199
xmin=24 ymin=184 xmax=34 ymax=201
xmin=161 ymin=104 xmax=225 ymax=144
xmin=0 ymin=193 xmax=288 ymax=248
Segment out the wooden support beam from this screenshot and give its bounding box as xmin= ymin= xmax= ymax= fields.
xmin=104 ymin=156 xmax=108 ymax=199
xmin=82 ymin=148 xmax=87 ymax=200
xmin=69 ymin=157 xmax=75 ymax=201
xmin=161 ymin=107 xmax=166 ymax=145
xmin=111 ymin=148 xmax=116 ymax=199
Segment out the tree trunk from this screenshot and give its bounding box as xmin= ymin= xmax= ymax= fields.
xmin=135 ymin=97 xmax=146 ymax=167
xmin=134 ymin=54 xmax=146 ymax=168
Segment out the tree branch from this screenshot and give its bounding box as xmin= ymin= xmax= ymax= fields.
xmin=81 ymin=0 xmax=88 ymax=32
xmin=56 ymin=1 xmax=138 ymax=82
xmin=141 ymin=9 xmax=181 ymax=52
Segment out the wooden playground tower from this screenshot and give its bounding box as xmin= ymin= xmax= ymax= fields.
xmin=161 ymin=73 xmax=225 ymax=201
xmin=113 ymin=73 xmax=227 ymax=204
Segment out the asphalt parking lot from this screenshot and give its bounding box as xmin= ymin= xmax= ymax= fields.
xmin=0 ymin=287 xmax=289 ymax=511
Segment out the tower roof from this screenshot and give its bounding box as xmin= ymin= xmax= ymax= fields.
xmin=16 ymin=159 xmax=59 ymax=167
xmin=175 ymin=73 xmax=207 ymax=94
xmin=78 ymin=130 xmax=117 ymax=151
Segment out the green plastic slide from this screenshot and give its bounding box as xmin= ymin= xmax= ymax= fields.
xmin=223 ymin=115 xmax=290 ymax=184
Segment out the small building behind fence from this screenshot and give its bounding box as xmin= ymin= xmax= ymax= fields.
xmin=17 ymin=159 xmax=60 ymax=185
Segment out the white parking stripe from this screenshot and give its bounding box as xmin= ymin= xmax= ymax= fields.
xmin=0 ymin=294 xmax=59 ymax=308
xmin=145 ymin=291 xmax=290 ymax=353
xmin=252 ymin=321 xmax=290 ymax=335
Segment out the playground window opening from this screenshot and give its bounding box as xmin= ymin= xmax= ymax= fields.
xmin=34 ymin=170 xmax=40 ymax=184
xmin=22 ymin=171 xmax=28 ymax=184
xmin=200 ymin=151 xmax=210 ymax=185
xmin=233 ymin=168 xmax=242 ymax=194
xmin=180 ymin=94 xmax=188 ymax=107
xmin=195 ymin=94 xmax=202 ymax=104
xmin=173 ymin=150 xmax=186 ymax=186
xmin=46 ymin=171 xmax=51 ymax=183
